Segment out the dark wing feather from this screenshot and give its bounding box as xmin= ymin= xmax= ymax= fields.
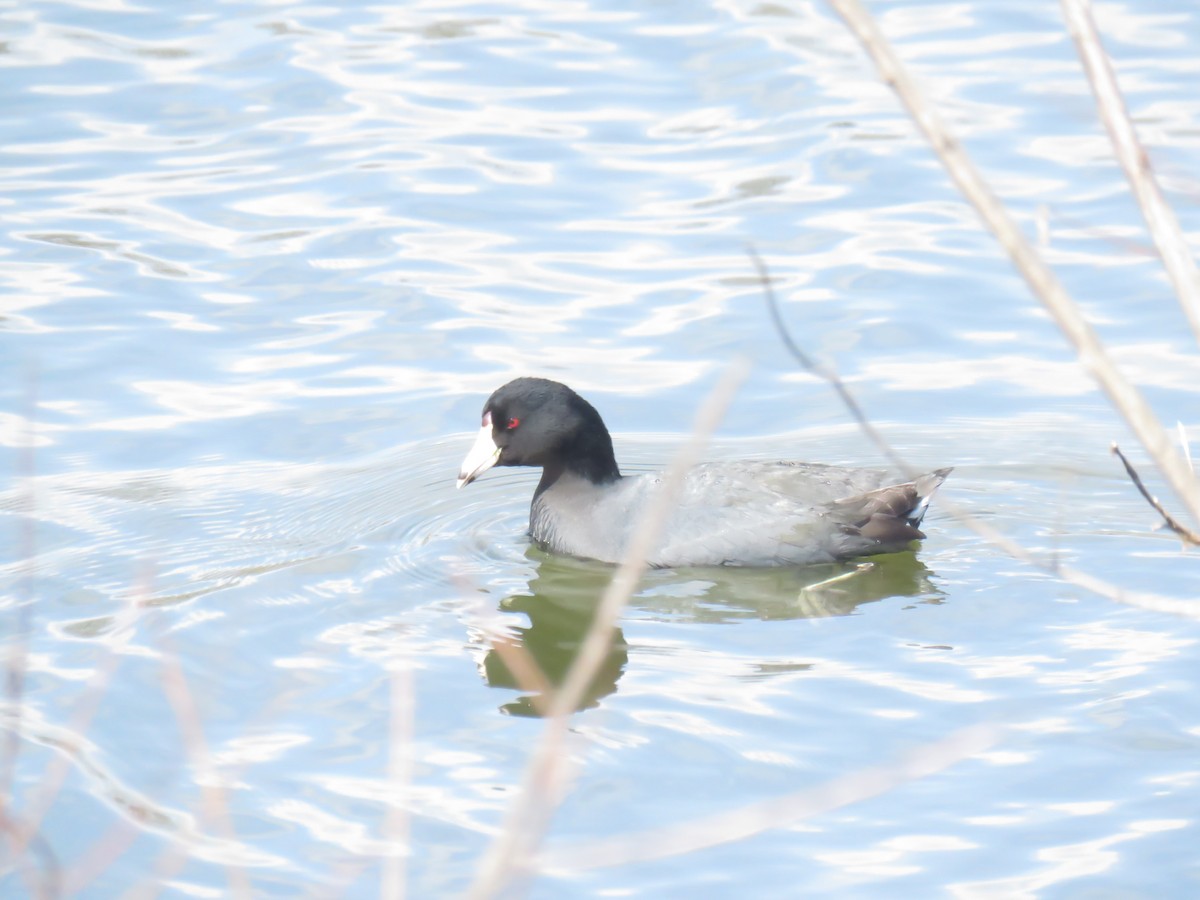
xmin=827 ymin=467 xmax=952 ymax=549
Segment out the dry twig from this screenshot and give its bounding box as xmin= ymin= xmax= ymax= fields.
xmin=1111 ymin=444 xmax=1200 ymax=545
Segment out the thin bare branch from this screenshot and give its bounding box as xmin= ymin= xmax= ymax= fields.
xmin=1061 ymin=0 xmax=1200 ymax=345
xmin=827 ymin=0 xmax=1200 ymax=529
xmin=1112 ymin=444 xmax=1200 ymax=545
xmin=762 ymin=256 xmax=1200 ymax=622
xmin=752 ymin=247 xmax=916 ymax=479
xmin=468 ymin=360 xmax=751 ymax=900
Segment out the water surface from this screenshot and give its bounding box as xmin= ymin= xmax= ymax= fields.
xmin=3 ymin=0 xmax=1200 ymax=896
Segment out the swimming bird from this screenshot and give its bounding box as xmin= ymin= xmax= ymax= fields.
xmin=458 ymin=377 xmax=949 ymax=568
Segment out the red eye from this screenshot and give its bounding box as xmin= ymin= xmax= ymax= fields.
xmin=506 ymin=417 xmax=520 ymax=430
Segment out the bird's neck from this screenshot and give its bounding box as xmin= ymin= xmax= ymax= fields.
xmin=535 ymin=452 xmax=621 ymax=499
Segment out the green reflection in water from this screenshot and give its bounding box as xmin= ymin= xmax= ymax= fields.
xmin=483 ymin=549 xmax=942 ymax=716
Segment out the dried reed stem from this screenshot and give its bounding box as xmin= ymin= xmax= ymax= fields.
xmin=2 ymin=368 xmax=39 ymax=809
xmin=1111 ymin=443 xmax=1200 ymax=545
xmin=62 ymin=820 xmax=140 ymax=896
xmin=541 ymin=722 xmax=1000 ymax=872
xmin=0 ymin=368 xmax=62 ymax=898
xmin=467 ymin=360 xmax=750 ymax=899
xmin=1060 ymin=0 xmax=1200 ymax=345
xmin=156 ymin=634 xmax=253 ymax=900
xmin=0 ymin=808 xmax=60 ymax=900
xmin=460 ymin=572 xmax=559 ymax=718
xmin=381 ymin=663 xmax=414 ymax=900
xmin=486 ymin=635 xmax=555 ymax=716
xmin=827 ymin=0 xmax=1200 ymax=529
xmin=11 ymin=582 xmax=144 ymax=863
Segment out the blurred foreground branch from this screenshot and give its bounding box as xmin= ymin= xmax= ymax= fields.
xmin=382 ymin=663 xmax=415 ymax=900
xmin=541 ymin=722 xmax=1000 ymax=872
xmin=827 ymin=0 xmax=1200 ymax=530
xmin=468 ymin=361 xmax=750 ymax=899
xmin=1060 ymin=0 xmax=1200 ymax=346
xmin=153 ymin=632 xmax=252 ymax=900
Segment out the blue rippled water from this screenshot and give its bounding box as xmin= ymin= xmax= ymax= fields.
xmin=3 ymin=0 xmax=1199 ymax=896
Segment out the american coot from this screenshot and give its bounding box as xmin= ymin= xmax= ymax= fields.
xmin=458 ymin=377 xmax=950 ymax=568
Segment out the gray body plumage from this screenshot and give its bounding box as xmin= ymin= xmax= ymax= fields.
xmin=530 ymin=460 xmax=950 ymax=568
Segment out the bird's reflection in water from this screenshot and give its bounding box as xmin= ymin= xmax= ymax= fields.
xmin=481 ymin=547 xmax=942 ymax=717
xmin=638 ymin=549 xmax=941 ymax=623
xmin=483 ymin=554 xmax=629 ymax=718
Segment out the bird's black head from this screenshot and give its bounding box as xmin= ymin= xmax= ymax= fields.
xmin=457 ymin=377 xmax=620 ymax=490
